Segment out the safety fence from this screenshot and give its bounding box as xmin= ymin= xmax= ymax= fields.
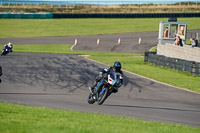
xmin=0 ymin=12 xmax=53 ymax=19
xmin=1 ymin=12 xmax=200 ymax=19
xmin=53 ymin=13 xmax=200 ymax=18
xmin=144 ymin=52 xmax=200 ymax=75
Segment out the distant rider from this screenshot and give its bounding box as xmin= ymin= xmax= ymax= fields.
xmin=3 ymin=44 xmax=9 ymax=51
xmin=7 ymin=42 xmax=13 ymax=52
xmin=89 ymin=61 xmax=124 ymax=94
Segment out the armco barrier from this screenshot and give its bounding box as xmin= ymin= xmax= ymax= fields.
xmin=53 ymin=13 xmax=200 ymax=18
xmin=1 ymin=12 xmax=200 ymax=19
xmin=144 ymin=52 xmax=200 ymax=75
xmin=0 ymin=12 xmax=53 ymax=19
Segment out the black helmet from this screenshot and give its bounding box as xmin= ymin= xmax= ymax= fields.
xmin=113 ymin=61 xmax=121 ymax=72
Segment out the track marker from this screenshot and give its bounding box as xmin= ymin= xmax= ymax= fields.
xmin=97 ymin=38 xmax=100 ymax=45
xmin=118 ymin=38 xmax=121 ymax=45
xmin=139 ymin=37 xmax=142 ymax=44
xmin=74 ymin=38 xmax=78 ymax=45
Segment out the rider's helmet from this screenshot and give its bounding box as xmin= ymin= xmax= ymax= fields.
xmin=7 ymin=42 xmax=13 ymax=47
xmin=113 ymin=61 xmax=121 ymax=72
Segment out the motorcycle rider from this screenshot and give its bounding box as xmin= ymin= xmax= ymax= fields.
xmin=1 ymin=44 xmax=9 ymax=56
xmin=89 ymin=61 xmax=123 ymax=94
xmin=3 ymin=44 xmax=9 ymax=50
xmin=7 ymin=42 xmax=13 ymax=52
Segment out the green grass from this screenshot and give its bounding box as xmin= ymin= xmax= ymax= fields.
xmin=0 ymin=18 xmax=200 ymax=38
xmin=0 ymin=102 xmax=199 ymax=133
xmin=2 ymin=44 xmax=199 ymax=93
xmin=149 ymin=46 xmax=157 ymax=52
xmin=11 ymin=44 xmax=72 ymax=54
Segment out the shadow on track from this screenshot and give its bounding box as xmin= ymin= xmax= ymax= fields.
xmin=1 ymin=53 xmax=142 ymax=94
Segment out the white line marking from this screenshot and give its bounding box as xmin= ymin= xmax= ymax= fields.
xmin=70 ymin=44 xmax=75 ymax=51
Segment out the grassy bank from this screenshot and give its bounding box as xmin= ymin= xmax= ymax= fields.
xmin=1 ymin=44 xmax=199 ymax=93
xmin=1 ymin=3 xmax=200 ymax=13
xmin=0 ymin=102 xmax=199 ymax=133
xmin=0 ymin=18 xmax=200 ymax=38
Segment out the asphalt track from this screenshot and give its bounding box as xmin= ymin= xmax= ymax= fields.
xmin=0 ymin=32 xmax=159 ymax=54
xmin=0 ymin=31 xmax=200 ymax=127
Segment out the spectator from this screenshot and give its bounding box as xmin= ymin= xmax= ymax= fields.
xmin=174 ymin=35 xmax=178 ymax=45
xmin=174 ymin=35 xmax=183 ymax=47
xmin=190 ymin=38 xmax=196 ymax=47
xmin=195 ymin=39 xmax=199 ymax=47
xmin=177 ymin=36 xmax=183 ymax=47
xmin=164 ymin=26 xmax=168 ymax=38
xmin=7 ymin=42 xmax=13 ymax=52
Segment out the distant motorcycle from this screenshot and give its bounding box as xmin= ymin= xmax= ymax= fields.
xmin=1 ymin=48 xmax=9 ymax=56
xmin=1 ymin=42 xmax=13 ymax=56
xmin=88 ymin=72 xmax=120 ymax=105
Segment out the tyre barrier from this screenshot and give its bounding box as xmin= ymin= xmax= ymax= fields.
xmin=144 ymin=52 xmax=200 ymax=76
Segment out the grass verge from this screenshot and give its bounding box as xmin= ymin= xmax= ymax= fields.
xmin=0 ymin=18 xmax=200 ymax=38
xmin=0 ymin=102 xmax=200 ymax=133
xmin=1 ymin=3 xmax=200 ymax=13
xmin=1 ymin=44 xmax=199 ymax=93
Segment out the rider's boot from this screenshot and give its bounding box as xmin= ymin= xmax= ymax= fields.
xmin=88 ymin=87 xmax=94 ymax=94
xmin=89 ymin=78 xmax=99 ymax=94
xmin=88 ymin=87 xmax=97 ymax=100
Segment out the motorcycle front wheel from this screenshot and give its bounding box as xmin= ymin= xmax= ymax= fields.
xmin=97 ymin=87 xmax=109 ymax=105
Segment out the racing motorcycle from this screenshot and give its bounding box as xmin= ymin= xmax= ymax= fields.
xmin=1 ymin=48 xmax=9 ymax=56
xmin=88 ymin=72 xmax=120 ymax=105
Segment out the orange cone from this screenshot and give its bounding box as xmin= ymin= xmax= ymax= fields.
xmin=138 ymin=37 xmax=142 ymax=44
xmin=74 ymin=38 xmax=78 ymax=45
xmin=118 ymin=38 xmax=121 ymax=45
xmin=97 ymin=38 xmax=100 ymax=45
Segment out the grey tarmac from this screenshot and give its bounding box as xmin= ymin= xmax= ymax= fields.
xmin=0 ymin=31 xmax=159 ymax=54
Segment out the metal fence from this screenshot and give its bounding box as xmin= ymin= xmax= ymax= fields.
xmin=144 ymin=52 xmax=200 ymax=75
xmin=1 ymin=12 xmax=200 ymax=18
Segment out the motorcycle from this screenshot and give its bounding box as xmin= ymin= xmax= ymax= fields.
xmin=1 ymin=48 xmax=9 ymax=56
xmin=88 ymin=72 xmax=120 ymax=105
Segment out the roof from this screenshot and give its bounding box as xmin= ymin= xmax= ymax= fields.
xmin=160 ymin=21 xmax=188 ymax=25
